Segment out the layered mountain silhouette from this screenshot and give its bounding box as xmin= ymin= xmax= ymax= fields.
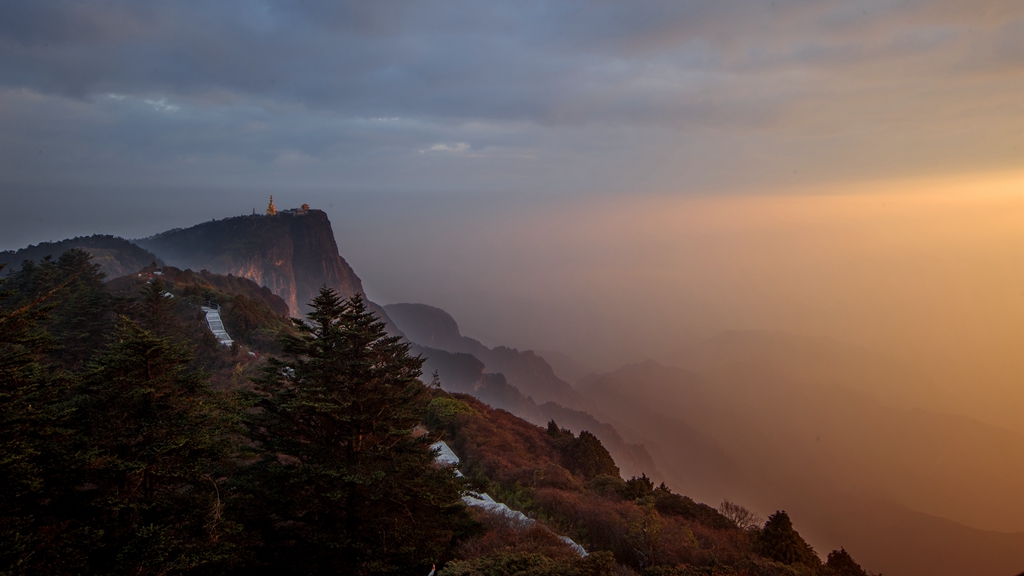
xmin=383 ymin=304 xmax=660 ymax=480
xmin=3 ymin=210 xmax=658 ymax=482
xmin=409 ymin=342 xmax=658 ymax=480
xmin=667 ymin=333 xmax=1024 ymax=535
xmin=534 ymin=349 xmax=595 ymax=386
xmin=575 ymin=336 xmax=1024 ymax=576
xmin=0 ymin=235 xmax=161 ymax=279
xmin=384 ymin=303 xmax=584 ymax=407
xmin=380 ymin=301 xmax=1024 ymax=576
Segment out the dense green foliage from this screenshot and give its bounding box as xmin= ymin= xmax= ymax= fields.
xmin=107 ymin=265 xmax=293 ymax=354
xmin=426 ymin=396 xmax=477 ymax=429
xmin=757 ymin=511 xmax=820 ymax=567
xmin=239 ymin=290 xmax=470 ymax=574
xmin=0 ymin=253 xmax=469 ymax=575
xmin=70 ymin=321 xmax=237 ymax=573
xmin=548 ymin=420 xmax=621 ymax=479
xmin=1 ymin=250 xmax=114 ymax=369
xmin=0 ymin=262 xmax=73 ymax=573
xmin=0 ymin=257 xmax=239 ymax=574
xmin=432 ymin=392 xmax=879 ymax=575
xmin=0 ymin=235 xmax=161 ymax=281
xmin=825 ymin=548 xmax=869 ymax=576
xmin=0 ymin=249 xmax=878 ymax=576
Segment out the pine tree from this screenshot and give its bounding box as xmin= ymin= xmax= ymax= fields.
xmin=241 ymin=289 xmax=468 ymax=574
xmin=622 ymin=474 xmax=655 ymax=501
xmin=135 ymin=278 xmax=179 ymax=338
xmin=2 ymin=249 xmax=114 ymax=369
xmin=546 ymin=421 xmax=619 ymax=479
xmin=69 ymin=320 xmax=237 ymax=575
xmin=0 ymin=263 xmax=63 ymax=573
xmin=757 ymin=510 xmax=820 ymax=566
xmin=826 ymin=547 xmax=869 ymax=576
xmin=570 ymin=431 xmax=619 ymax=479
xmin=49 ymin=250 xmax=114 ymax=368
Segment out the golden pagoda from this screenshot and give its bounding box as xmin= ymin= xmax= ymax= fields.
xmin=266 ymin=195 xmax=277 ymax=216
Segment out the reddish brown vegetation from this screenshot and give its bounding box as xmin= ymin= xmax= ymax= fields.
xmin=454 ymin=508 xmax=582 ymax=564
xmin=434 ymin=392 xmax=871 ymax=576
xmin=443 ymin=394 xmax=576 ymax=489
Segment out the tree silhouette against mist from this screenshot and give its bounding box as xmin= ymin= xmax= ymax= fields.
xmin=241 ymin=289 xmax=469 ymax=574
xmin=757 ymin=510 xmax=819 ymax=566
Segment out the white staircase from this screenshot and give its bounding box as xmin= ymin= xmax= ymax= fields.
xmin=201 ymin=305 xmax=234 ymax=347
xmin=431 ymin=440 xmax=588 ymax=557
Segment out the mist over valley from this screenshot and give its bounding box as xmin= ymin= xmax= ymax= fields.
xmin=3 ymin=1 xmax=1023 ymax=574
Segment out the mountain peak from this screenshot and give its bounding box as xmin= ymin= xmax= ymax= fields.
xmin=137 ymin=209 xmax=363 ymax=315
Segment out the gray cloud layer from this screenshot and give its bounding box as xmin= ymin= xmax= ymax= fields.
xmin=1 ymin=0 xmax=1022 ymax=217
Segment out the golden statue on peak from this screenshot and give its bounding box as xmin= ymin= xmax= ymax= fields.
xmin=267 ymin=195 xmax=277 ymax=216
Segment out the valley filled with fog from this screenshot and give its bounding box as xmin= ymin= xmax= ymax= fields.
xmin=346 ymin=181 xmax=1024 ymax=575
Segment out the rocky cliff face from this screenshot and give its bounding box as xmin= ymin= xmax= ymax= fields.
xmin=138 ymin=210 xmax=363 ymax=316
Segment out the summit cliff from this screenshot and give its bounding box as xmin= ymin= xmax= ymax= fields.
xmin=137 ymin=209 xmax=362 ymax=316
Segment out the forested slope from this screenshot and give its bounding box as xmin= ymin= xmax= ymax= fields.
xmin=0 ymin=235 xmax=160 ymax=279
xmin=1 ymin=247 xmax=877 ymax=576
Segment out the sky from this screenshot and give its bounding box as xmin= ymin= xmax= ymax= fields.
xmin=1 ymin=1 xmax=1022 ymax=428
xmin=1 ymin=0 xmax=1023 ymax=198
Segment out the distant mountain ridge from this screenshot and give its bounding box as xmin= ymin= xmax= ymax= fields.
xmin=579 ymin=352 xmax=1024 ymax=576
xmin=0 ymin=235 xmax=161 ymax=279
xmin=137 ymin=209 xmax=362 ymax=316
xmin=383 ymin=302 xmax=665 ymax=479
xmin=384 ymin=303 xmax=583 ymax=407
xmin=411 ymin=342 xmax=659 ymax=480
xmin=578 ymin=360 xmax=751 ymax=506
xmin=535 ymin=349 xmax=595 ymax=386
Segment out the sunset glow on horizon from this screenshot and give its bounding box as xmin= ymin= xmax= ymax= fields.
xmin=3 ymin=2 xmax=1024 ymax=574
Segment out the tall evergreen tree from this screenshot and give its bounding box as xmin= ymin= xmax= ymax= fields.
xmin=757 ymin=510 xmax=819 ymax=566
xmin=0 ymin=264 xmax=61 ymax=573
xmin=826 ymin=547 xmax=869 ymax=576
xmin=68 ymin=320 xmax=237 ymax=575
xmin=0 ymin=263 xmax=96 ymax=575
xmin=570 ymin=431 xmax=620 ymax=480
xmin=135 ymin=278 xmax=179 ymax=339
xmin=241 ymin=289 xmax=467 ymax=574
xmin=49 ymin=250 xmax=113 ymax=368
xmin=547 ymin=421 xmax=620 ymax=480
xmin=3 ymin=249 xmax=114 ymax=369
